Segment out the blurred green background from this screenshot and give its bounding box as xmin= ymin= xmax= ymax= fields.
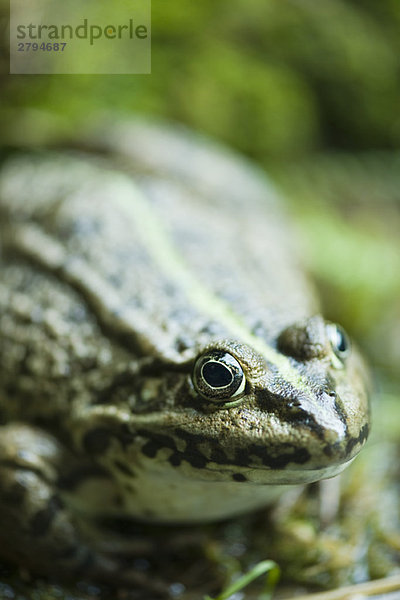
xmin=0 ymin=1 xmax=399 ymax=598
xmin=2 ymin=0 xmax=400 ymax=156
xmin=1 ymin=0 xmax=399 ymax=380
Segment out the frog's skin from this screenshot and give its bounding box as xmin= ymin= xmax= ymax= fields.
xmin=0 ymin=120 xmax=369 ymax=582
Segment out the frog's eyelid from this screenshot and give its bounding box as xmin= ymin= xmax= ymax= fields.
xmin=331 ymin=353 xmax=346 ymax=370
xmin=230 ymin=376 xmax=246 ymax=398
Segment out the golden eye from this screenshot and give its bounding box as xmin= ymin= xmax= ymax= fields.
xmin=192 ymin=350 xmax=246 ymax=403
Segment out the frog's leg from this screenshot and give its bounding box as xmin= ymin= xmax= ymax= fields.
xmin=0 ymin=423 xmax=167 ymax=593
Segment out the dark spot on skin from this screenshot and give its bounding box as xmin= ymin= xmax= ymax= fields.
xmin=82 ymin=424 xmax=135 ymax=455
xmin=116 ymin=425 xmax=137 ymax=449
xmin=175 ymin=336 xmax=192 ymax=352
xmin=346 ymin=423 xmax=369 ymax=456
xmin=139 ymin=429 xmax=208 ymax=469
xmin=139 ymin=431 xmax=176 ymax=455
xmin=94 ymin=371 xmax=137 ymax=405
xmin=232 ymin=473 xmax=247 ymax=482
xmin=141 ymin=441 xmax=159 ymax=459
xmin=210 ymin=447 xmax=229 ymax=464
xmin=240 ymin=444 xmax=311 ymax=469
xmin=169 ymin=430 xmax=208 ymax=469
xmin=30 ymin=496 xmax=63 ymax=536
xmin=169 ymin=454 xmax=182 ymax=467
xmin=57 ymin=465 xmax=110 ymax=490
xmin=323 ymin=445 xmax=334 ymax=457
xmin=83 ymin=428 xmax=113 ymax=455
xmin=186 ymin=452 xmax=208 ymax=469
xmin=113 ymin=460 xmax=136 ymax=477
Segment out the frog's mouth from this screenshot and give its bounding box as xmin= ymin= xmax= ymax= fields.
xmin=141 ymin=451 xmax=358 ymax=490
xmin=136 ymin=419 xmax=369 ymax=486
xmin=218 ymin=458 xmax=356 ymax=486
xmin=194 ymin=428 xmax=368 ymax=486
xmin=180 ymin=421 xmax=368 ymax=484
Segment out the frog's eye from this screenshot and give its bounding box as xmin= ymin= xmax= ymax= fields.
xmin=192 ymin=350 xmax=246 ymax=403
xmin=327 ymin=324 xmax=351 ymax=359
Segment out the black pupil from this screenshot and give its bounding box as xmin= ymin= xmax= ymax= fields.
xmin=336 ymin=329 xmax=347 ymax=352
xmin=202 ymin=362 xmax=233 ymax=388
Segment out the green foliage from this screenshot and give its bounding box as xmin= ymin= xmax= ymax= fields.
xmin=2 ymin=0 xmax=400 ymax=159
xmin=204 ymin=560 xmax=280 ymax=600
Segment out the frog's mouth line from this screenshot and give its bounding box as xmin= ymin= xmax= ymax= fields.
xmin=138 ymin=450 xmax=356 ymax=486
xmin=202 ymin=458 xmax=356 ymax=486
xmin=135 ymin=422 xmax=369 ymax=487
xmin=139 ymin=422 xmax=369 ymax=470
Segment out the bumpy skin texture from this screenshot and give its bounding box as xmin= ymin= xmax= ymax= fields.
xmin=0 ymin=120 xmax=370 ymax=581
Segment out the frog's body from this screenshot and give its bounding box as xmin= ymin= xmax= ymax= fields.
xmin=0 ymin=120 xmax=369 ymax=581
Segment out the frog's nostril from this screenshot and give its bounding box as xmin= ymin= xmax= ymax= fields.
xmin=277 ymin=316 xmax=328 ymax=361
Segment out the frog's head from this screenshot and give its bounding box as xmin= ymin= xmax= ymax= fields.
xmin=136 ymin=316 xmax=370 ymax=487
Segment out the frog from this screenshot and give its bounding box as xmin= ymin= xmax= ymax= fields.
xmin=0 ymin=119 xmax=370 ymax=584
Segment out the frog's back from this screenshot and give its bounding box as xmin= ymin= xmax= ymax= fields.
xmin=0 ymin=119 xmax=316 ymax=423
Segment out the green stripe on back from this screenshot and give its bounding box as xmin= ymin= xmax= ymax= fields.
xmin=112 ymin=174 xmax=315 ymax=398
